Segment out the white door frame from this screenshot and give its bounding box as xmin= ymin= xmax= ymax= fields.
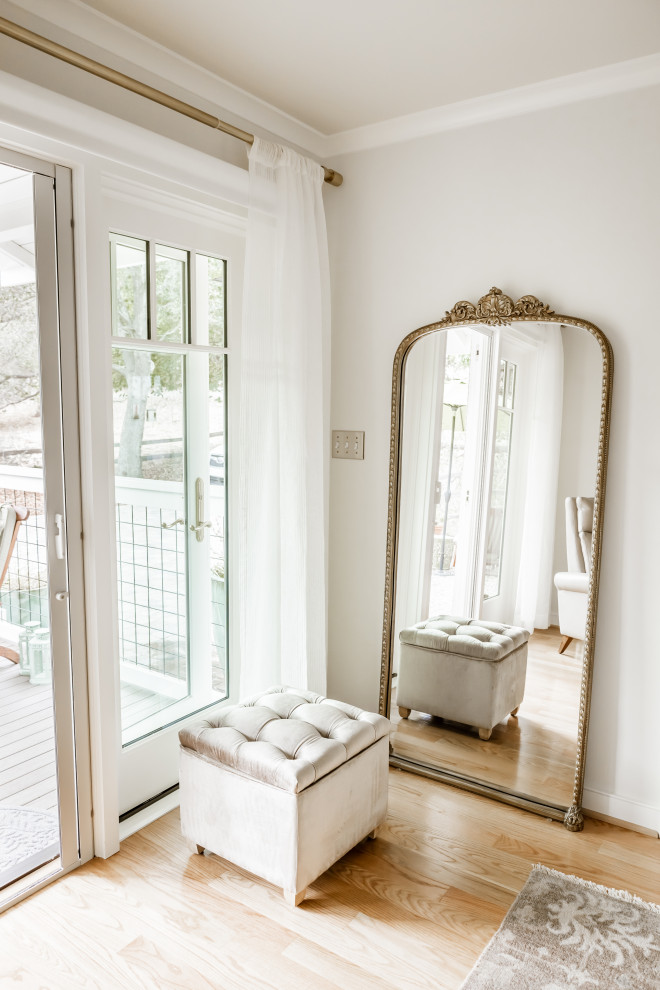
xmin=0 ymin=80 xmax=250 ymax=856
xmin=101 ymin=185 xmax=244 ymax=819
xmin=0 ymin=146 xmax=93 ymax=911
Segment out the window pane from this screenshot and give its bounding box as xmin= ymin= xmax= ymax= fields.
xmin=0 ymin=165 xmax=61 ymax=883
xmin=112 ymin=346 xmax=189 ymax=745
xmin=427 ymin=329 xmax=472 ymax=616
xmin=110 ymin=235 xmax=148 ymax=339
xmin=196 ymin=254 xmax=226 ymax=347
xmin=155 ymin=244 xmax=188 ymax=343
xmin=208 ymin=354 xmax=227 ymax=695
xmin=484 ymin=405 xmax=514 ymax=601
xmin=112 ymin=348 xmax=185 ymax=483
xmin=505 ymin=362 xmax=516 ymax=409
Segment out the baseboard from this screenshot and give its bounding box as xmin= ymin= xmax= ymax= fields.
xmin=583 ymin=787 xmax=659 ymax=838
xmin=118 ymin=787 xmax=180 ymax=842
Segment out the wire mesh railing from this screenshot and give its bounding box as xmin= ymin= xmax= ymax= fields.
xmin=115 ymin=502 xmax=188 ymax=681
xmin=0 ymin=488 xmax=49 ymax=628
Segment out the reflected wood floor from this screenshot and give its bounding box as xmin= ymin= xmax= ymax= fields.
xmin=1 ymin=770 xmax=658 ymax=989
xmin=391 ymin=627 xmax=583 ymax=808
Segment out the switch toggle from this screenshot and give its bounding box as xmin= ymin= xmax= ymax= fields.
xmin=332 ymin=430 xmax=364 ymax=459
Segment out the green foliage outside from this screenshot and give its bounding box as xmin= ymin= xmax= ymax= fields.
xmin=111 ymin=246 xmax=225 ymax=479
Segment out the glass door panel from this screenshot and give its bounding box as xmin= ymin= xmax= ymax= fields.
xmin=427 ymin=329 xmax=490 ymax=618
xmin=483 ymin=359 xmax=516 ymax=601
xmin=112 ymin=347 xmax=190 ymax=745
xmin=0 ymin=157 xmax=82 ymax=898
xmin=110 ymin=248 xmax=229 ymax=749
xmin=208 ymin=355 xmax=227 ymax=696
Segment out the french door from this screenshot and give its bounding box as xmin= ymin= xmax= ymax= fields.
xmin=104 ymin=195 xmax=242 ymax=816
xmin=422 ymin=326 xmax=528 ymax=625
xmin=0 ymin=147 xmax=89 ymax=905
xmin=480 ymin=336 xmax=528 ymax=622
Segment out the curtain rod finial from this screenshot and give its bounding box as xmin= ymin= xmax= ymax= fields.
xmin=324 ymin=168 xmax=343 ymax=186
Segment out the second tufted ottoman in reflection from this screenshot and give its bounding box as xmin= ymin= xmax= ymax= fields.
xmin=178 ymin=686 xmax=390 ymax=906
xmin=397 ymin=616 xmax=530 ymax=740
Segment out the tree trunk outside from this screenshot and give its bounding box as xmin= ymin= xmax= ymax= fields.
xmin=116 ymin=348 xmax=152 ymax=478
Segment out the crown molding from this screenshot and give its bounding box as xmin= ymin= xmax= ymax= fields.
xmin=2 ymin=0 xmax=659 ymax=164
xmin=323 ymin=52 xmax=660 ymax=157
xmin=0 ymin=0 xmax=327 ymax=158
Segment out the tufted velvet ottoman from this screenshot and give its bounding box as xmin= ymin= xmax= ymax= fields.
xmin=178 ymin=686 xmax=390 ymax=906
xmin=397 ymin=616 xmax=530 ymax=740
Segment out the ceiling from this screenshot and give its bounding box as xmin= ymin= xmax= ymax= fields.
xmin=76 ymin=0 xmax=660 ymax=135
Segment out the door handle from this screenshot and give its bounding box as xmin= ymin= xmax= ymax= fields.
xmin=190 ymin=477 xmax=212 ymax=542
xmin=54 ymin=513 xmax=65 ymax=560
xmin=161 ymin=517 xmax=185 ymax=530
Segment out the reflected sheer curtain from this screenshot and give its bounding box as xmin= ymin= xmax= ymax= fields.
xmin=393 ymin=335 xmax=446 ymax=671
xmin=513 ymin=325 xmax=564 ymax=632
xmin=238 ymin=138 xmax=330 ymax=696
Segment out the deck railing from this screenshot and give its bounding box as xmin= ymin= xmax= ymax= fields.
xmin=0 ymin=471 xmax=225 ymax=686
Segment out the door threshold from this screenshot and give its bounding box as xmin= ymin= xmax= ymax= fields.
xmin=119 ymin=785 xmax=180 ymax=841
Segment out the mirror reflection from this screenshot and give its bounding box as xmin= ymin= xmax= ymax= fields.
xmin=390 ymin=321 xmax=602 ymax=809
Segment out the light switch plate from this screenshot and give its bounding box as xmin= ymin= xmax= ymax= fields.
xmin=332 ymin=430 xmax=364 ymax=459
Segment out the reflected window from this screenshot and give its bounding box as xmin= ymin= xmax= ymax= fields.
xmin=483 ymin=358 xmax=516 ymax=601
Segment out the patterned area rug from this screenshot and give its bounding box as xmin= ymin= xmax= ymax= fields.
xmin=461 ymin=864 xmax=660 ymax=989
xmin=0 ymin=806 xmax=60 ymax=889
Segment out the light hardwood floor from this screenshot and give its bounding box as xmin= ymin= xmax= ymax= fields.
xmin=1 ymin=769 xmax=658 ymax=989
xmin=391 ymin=627 xmax=583 ymax=807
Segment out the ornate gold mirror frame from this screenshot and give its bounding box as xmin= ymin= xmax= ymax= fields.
xmin=379 ymin=288 xmax=613 ymax=831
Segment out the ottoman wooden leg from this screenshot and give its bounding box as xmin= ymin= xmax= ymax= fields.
xmin=478 ymin=727 xmax=492 ymax=741
xmin=510 ymin=706 xmax=520 ymax=717
xmin=398 ymin=707 xmax=411 ymax=719
xmin=284 ymin=888 xmax=306 ymax=907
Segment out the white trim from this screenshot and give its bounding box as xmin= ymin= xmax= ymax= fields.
xmin=583 ymin=786 xmax=660 ymax=834
xmin=100 ymin=173 xmax=247 ymax=236
xmin=110 ymin=337 xmax=229 ymax=357
xmin=0 ymin=69 xmax=249 ymax=207
xmin=119 ymin=661 xmax=188 ymax=701
xmin=118 ymin=787 xmax=180 ymax=842
xmin=324 ymin=53 xmax=660 ymax=156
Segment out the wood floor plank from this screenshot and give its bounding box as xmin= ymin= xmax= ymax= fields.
xmin=1 ymin=768 xmax=658 ymax=989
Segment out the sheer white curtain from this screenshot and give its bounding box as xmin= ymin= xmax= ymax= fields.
xmin=238 ymin=138 xmax=330 ymax=696
xmin=393 ymin=334 xmax=446 ymax=671
xmin=513 ymin=325 xmax=564 ymax=632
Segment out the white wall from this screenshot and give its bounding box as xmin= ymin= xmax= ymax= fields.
xmin=325 ymin=85 xmax=660 ymax=831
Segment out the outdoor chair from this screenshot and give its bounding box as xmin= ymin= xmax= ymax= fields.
xmin=0 ymin=503 xmax=30 ymax=663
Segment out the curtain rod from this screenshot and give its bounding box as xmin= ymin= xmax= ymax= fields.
xmin=0 ymin=16 xmax=343 ymax=187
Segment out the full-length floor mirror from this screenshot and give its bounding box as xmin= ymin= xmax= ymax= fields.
xmin=380 ymin=288 xmax=612 ymax=830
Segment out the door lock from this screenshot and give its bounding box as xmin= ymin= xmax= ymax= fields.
xmin=190 ymin=477 xmax=212 ymax=542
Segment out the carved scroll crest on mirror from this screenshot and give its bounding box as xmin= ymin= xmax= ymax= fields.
xmin=380 ymin=287 xmax=613 ymax=831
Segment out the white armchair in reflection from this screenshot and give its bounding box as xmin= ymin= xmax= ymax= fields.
xmin=554 ymin=496 xmax=593 ymax=655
